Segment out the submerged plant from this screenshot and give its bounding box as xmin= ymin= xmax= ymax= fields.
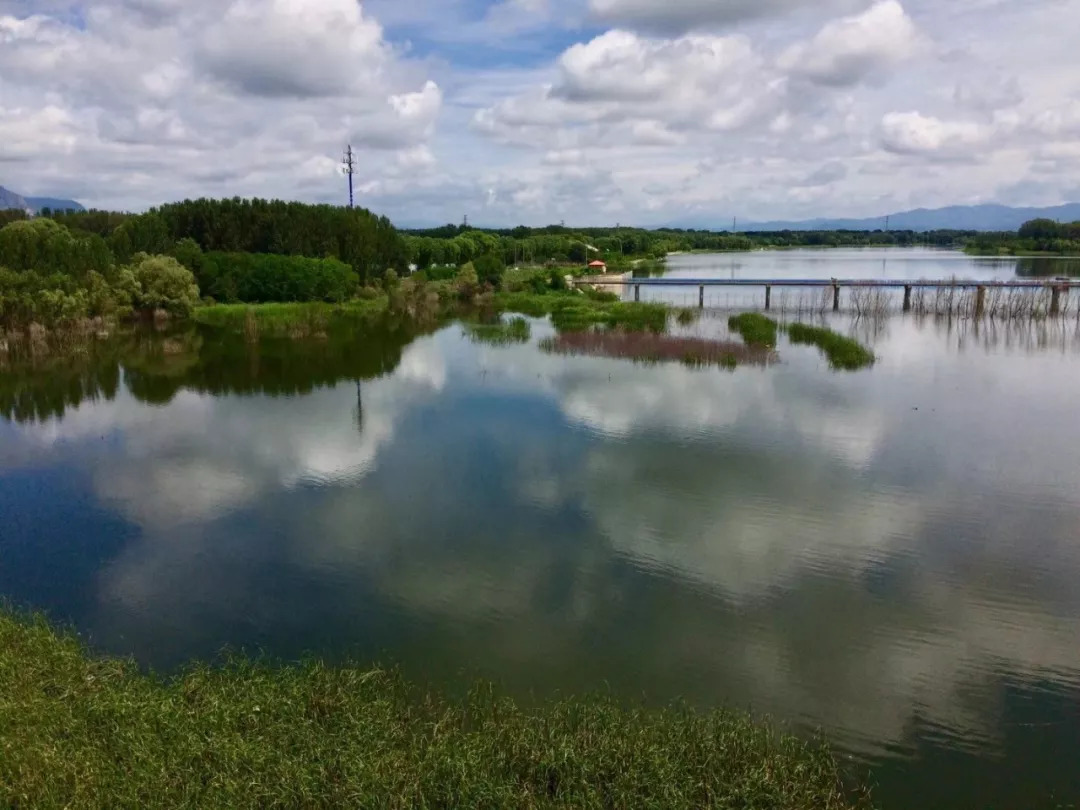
xmin=675 ymin=308 xmax=700 ymax=326
xmin=729 ymin=312 xmax=779 ymax=347
xmin=542 ymin=331 xmax=772 ymax=369
xmin=465 ymin=317 xmax=531 ymax=345
xmin=786 ymin=323 xmax=875 ymax=370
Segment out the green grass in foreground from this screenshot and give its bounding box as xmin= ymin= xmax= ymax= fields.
xmin=465 ymin=316 xmax=531 ymax=345
xmin=728 ymin=312 xmax=779 ymax=347
xmin=0 ymin=611 xmax=872 ymax=809
xmin=787 ymin=323 xmax=876 ymax=370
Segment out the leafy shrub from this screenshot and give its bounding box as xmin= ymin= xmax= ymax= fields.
xmin=473 ymin=251 xmax=506 ymax=288
xmin=120 ymin=254 xmax=201 ymax=317
xmin=196 ymin=252 xmax=358 ymax=304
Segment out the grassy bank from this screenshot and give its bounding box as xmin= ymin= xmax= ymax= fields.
xmin=0 ymin=611 xmax=872 ymax=809
xmin=193 ymin=299 xmax=389 ymax=338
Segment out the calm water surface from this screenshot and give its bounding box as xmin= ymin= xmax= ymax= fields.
xmin=642 ymin=248 xmax=1080 ymax=310
xmin=3 ymin=250 xmax=1080 ymax=809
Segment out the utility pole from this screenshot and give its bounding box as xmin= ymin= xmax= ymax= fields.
xmin=342 ymin=145 xmax=356 ymax=209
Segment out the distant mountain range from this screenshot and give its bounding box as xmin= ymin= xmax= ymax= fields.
xmin=0 ymin=185 xmax=85 ymax=214
xmin=711 ymin=203 xmax=1080 ymax=233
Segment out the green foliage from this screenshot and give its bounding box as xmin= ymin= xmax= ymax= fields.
xmin=786 ymin=323 xmax=876 ymax=370
xmin=465 ymin=316 xmax=531 ymax=345
xmin=581 ymin=287 xmax=619 ymax=303
xmin=0 ymin=218 xmax=111 ymax=278
xmin=0 ymin=610 xmax=871 ymax=810
xmin=456 ymin=261 xmax=480 ymax=300
xmin=551 ymin=299 xmax=669 ymax=333
xmin=121 ymin=254 xmax=201 ymax=317
xmin=676 ymin=308 xmax=700 ymax=326
xmin=146 ymin=198 xmax=406 ymax=284
xmin=196 ymin=252 xmax=358 ymax=304
xmin=473 ymin=251 xmax=506 ymax=288
xmin=383 ymin=268 xmax=399 ymax=293
xmin=0 ymin=209 xmax=28 ymax=228
xmin=968 ymin=219 xmax=1080 ymax=256
xmin=729 ymin=313 xmax=779 ymax=347
xmin=170 ymin=237 xmax=204 ymax=274
xmin=107 ymin=211 xmax=172 ymax=262
xmin=403 ymin=223 xmax=978 ymax=271
xmin=45 ymin=209 xmax=134 ymax=238
xmin=194 ymin=300 xmax=389 ymax=337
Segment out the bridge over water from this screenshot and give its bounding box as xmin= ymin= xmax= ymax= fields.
xmin=574 ymin=276 xmax=1080 ymax=315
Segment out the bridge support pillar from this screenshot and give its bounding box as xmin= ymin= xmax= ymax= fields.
xmin=903 ymin=286 xmax=912 ymax=313
xmin=634 ymin=285 xmax=640 ymax=303
xmin=765 ymin=285 xmax=771 ymax=311
xmin=833 ymin=285 xmax=841 ymax=312
xmin=699 ymin=285 xmax=705 ymax=309
xmin=1051 ymin=286 xmax=1062 ymax=316
xmin=975 ymin=286 xmax=986 ymax=318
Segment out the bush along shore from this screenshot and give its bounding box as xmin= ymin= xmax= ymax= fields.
xmin=0 ymin=611 xmax=873 ymax=810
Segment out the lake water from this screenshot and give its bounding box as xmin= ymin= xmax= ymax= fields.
xmin=638 ymin=248 xmax=1080 ymax=311
xmin=3 ymin=249 xmax=1080 ymax=809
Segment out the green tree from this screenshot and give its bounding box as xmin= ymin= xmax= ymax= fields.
xmin=473 ymin=252 xmax=505 ymax=288
xmin=0 ymin=218 xmax=111 ymax=278
xmin=1018 ymin=219 xmax=1063 ymax=240
xmin=122 ymin=254 xmax=201 ymax=317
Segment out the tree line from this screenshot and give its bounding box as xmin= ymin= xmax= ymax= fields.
xmin=0 ymin=218 xmax=199 ymax=330
xmin=402 ymin=224 xmax=978 ymax=270
xmin=965 ymin=219 xmax=1080 ymax=256
xmin=1 ymin=198 xmax=413 ymax=328
xmin=46 ymin=198 xmax=407 ymax=283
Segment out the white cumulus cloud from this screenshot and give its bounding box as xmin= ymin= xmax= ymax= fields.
xmin=779 ymin=0 xmax=922 ymax=87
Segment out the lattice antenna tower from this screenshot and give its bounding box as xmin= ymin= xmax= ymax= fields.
xmin=342 ymin=145 xmax=357 ymax=209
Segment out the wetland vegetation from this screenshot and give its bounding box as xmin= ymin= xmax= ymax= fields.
xmin=0 ymin=610 xmax=871 ymax=810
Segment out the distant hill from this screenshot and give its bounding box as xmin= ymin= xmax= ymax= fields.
xmin=0 ymin=185 xmax=85 ymax=214
xmin=725 ymin=203 xmax=1080 ymax=233
xmin=0 ymin=186 xmax=30 ymax=212
xmin=26 ymin=195 xmax=86 ymax=213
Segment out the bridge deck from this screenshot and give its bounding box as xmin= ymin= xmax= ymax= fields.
xmin=576 ymin=277 xmax=1080 ymax=289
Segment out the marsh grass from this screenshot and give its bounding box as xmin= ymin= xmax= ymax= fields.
xmin=675 ymin=308 xmax=701 ymax=326
xmin=910 ymin=285 xmax=1073 ymax=320
xmin=787 ymin=323 xmax=876 ymax=370
xmin=495 ymin=291 xmax=669 ymax=333
xmin=728 ymin=312 xmax=779 ymax=347
xmin=542 ymin=331 xmax=773 ymax=369
xmin=465 ymin=317 xmax=532 ymax=345
xmin=194 ymin=300 xmax=388 ymax=338
xmin=0 ymin=611 xmax=872 ymax=810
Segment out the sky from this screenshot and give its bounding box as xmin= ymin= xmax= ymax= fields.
xmin=1 ymin=0 xmax=1079 ymax=226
